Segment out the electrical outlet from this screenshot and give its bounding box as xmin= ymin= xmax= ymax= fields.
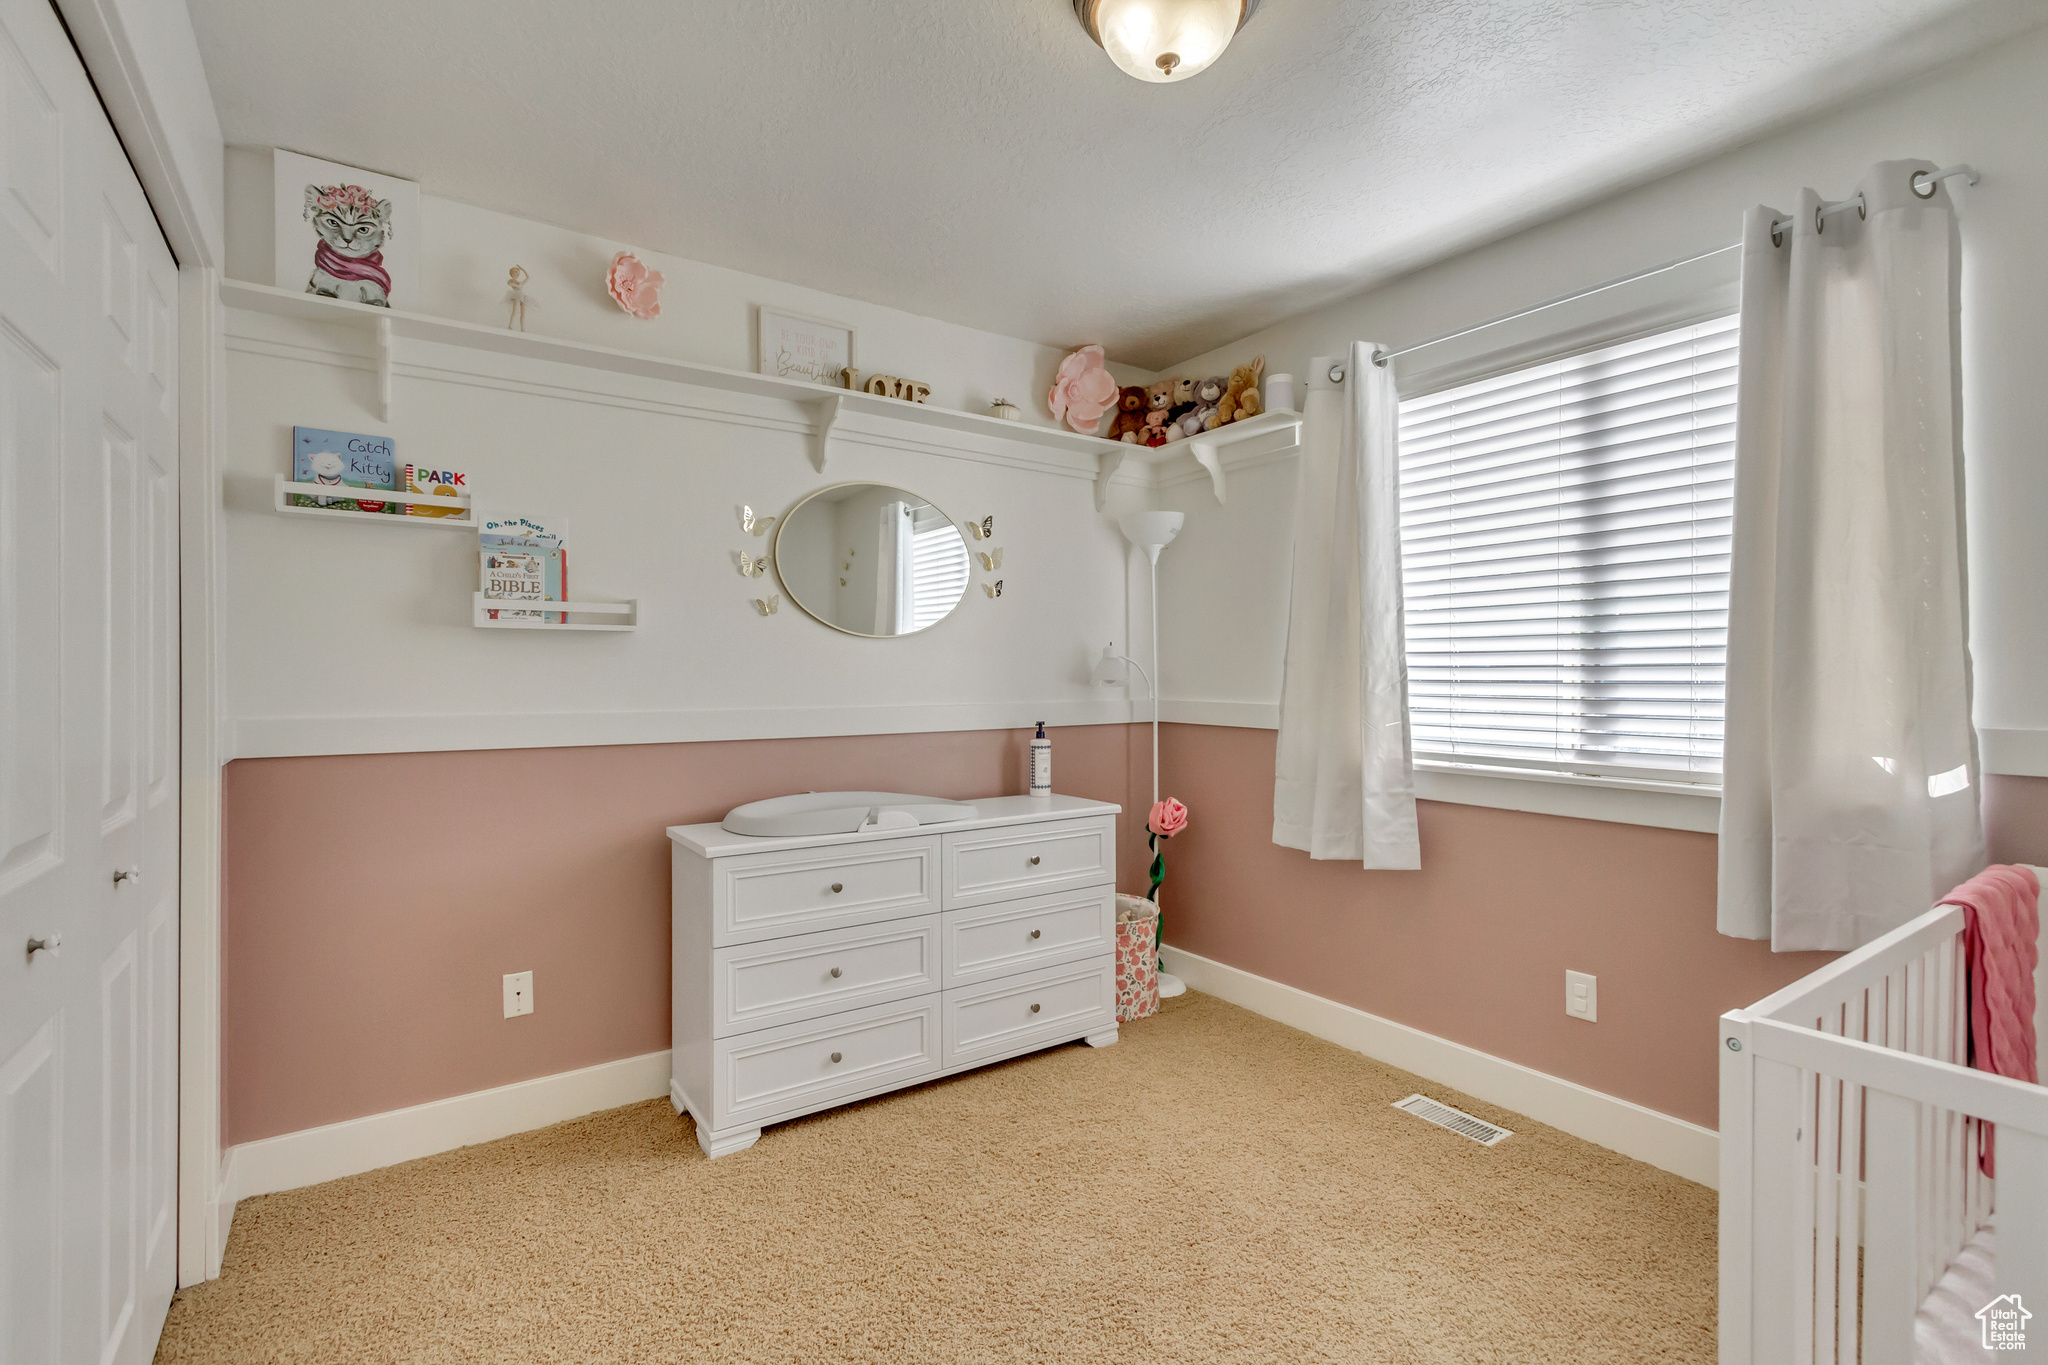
xmin=503 ymin=970 xmax=534 ymax=1019
xmin=1565 ymin=970 xmax=1597 ymax=1023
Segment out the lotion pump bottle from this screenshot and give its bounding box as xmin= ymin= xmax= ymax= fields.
xmin=1029 ymin=721 xmax=1052 ymax=798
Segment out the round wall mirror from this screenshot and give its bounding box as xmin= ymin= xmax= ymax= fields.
xmin=773 ymin=484 xmax=971 ymax=636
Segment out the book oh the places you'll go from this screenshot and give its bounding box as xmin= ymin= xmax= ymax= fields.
xmin=480 ymin=514 xmax=566 ymax=624
xmin=292 ymin=427 xmax=397 ymax=512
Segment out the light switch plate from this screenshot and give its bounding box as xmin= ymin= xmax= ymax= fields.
xmin=504 ymin=970 xmax=534 ymax=1018
xmin=1565 ymin=969 xmax=1597 ymax=1023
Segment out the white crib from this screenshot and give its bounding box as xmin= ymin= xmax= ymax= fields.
xmin=1720 ymin=867 xmax=2048 ymax=1364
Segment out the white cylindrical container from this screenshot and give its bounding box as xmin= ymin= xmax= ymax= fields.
xmin=1265 ymin=373 xmax=1295 ymax=413
xmin=1029 ymin=720 xmax=1052 ymax=798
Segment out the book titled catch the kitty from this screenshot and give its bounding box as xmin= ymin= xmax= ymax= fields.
xmin=480 ymin=514 xmax=567 ymax=623
xmin=292 ymin=427 xmax=397 ymax=512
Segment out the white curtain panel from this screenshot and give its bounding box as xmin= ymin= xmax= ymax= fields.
xmin=1718 ymin=160 xmax=1984 ymax=951
xmin=1273 ymin=342 xmax=1421 ymax=868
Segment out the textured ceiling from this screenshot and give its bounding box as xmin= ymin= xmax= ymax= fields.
xmin=189 ymin=0 xmax=2043 ymax=369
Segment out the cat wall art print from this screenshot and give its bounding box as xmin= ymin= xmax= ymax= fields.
xmin=303 ymin=183 xmax=394 ymax=306
xmin=273 ymin=149 xmax=420 ymax=310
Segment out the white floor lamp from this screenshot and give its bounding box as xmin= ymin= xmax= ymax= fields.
xmin=1095 ymin=510 xmax=1187 ymax=999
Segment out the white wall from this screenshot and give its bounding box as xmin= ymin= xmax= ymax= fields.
xmin=1147 ymin=28 xmax=2048 ymax=778
xmin=220 ymin=152 xmax=1160 ymax=759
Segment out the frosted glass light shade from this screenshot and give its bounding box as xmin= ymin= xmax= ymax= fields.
xmin=1117 ymin=511 xmax=1185 ymax=552
xmin=1074 ymin=0 xmax=1258 ymax=83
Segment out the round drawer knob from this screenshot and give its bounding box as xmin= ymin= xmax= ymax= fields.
xmin=1029 ymin=929 xmax=1042 ymax=940
xmin=830 ymin=1051 xmax=843 ymax=1063
xmin=1030 ymin=1003 xmax=1041 ymax=1013
xmin=1028 ymin=856 xmax=1041 ymax=866
xmin=830 ymin=883 xmax=844 ymax=893
xmin=829 ymin=967 xmax=843 ymax=978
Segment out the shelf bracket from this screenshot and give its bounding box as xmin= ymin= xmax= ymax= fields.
xmin=809 ymin=394 xmax=841 ymax=472
xmin=1093 ymin=446 xmax=1125 ymax=512
xmin=374 ymin=315 xmax=393 ymax=421
xmin=1182 ymin=436 xmax=1229 ymax=505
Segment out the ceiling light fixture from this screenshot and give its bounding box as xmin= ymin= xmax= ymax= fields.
xmin=1073 ymin=0 xmax=1261 ymax=84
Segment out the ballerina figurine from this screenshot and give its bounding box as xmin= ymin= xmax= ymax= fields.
xmin=506 ymin=265 xmax=529 ymax=331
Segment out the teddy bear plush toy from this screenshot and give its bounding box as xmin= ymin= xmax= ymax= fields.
xmin=1216 ymin=355 xmax=1266 ymax=425
xmin=1188 ymin=374 xmax=1229 ymax=434
xmin=1140 ymin=381 xmax=1174 ymax=447
xmin=1108 ymin=385 xmax=1149 ymax=443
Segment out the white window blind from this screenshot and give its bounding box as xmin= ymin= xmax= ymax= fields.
xmin=1396 ymin=314 xmax=1737 ymax=782
xmin=908 ymin=516 xmax=969 ymax=631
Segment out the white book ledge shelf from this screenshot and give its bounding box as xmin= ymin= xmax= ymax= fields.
xmin=222 ymin=279 xmax=1269 ymax=506
xmin=471 ymin=594 xmax=638 ymax=632
xmin=274 ymin=474 xmax=479 ymax=528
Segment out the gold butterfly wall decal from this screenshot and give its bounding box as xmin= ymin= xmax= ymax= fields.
xmin=977 ymin=547 xmax=1003 ymax=572
xmin=740 ymin=505 xmax=775 ymax=537
xmin=982 ymin=580 xmax=1003 ymax=598
xmin=737 ymin=550 xmax=769 ymax=578
xmin=753 ymin=594 xmax=780 ymax=616
xmin=967 ymin=516 xmax=993 ymax=540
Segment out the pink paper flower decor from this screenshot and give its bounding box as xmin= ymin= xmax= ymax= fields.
xmin=606 ymin=252 xmax=664 ymax=319
xmin=1148 ymin=798 xmax=1188 ymax=837
xmin=1048 ymin=344 xmax=1118 ymax=434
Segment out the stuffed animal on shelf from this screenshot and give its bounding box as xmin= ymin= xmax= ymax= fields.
xmin=1109 ymin=385 xmax=1149 ymax=444
xmin=1188 ymin=374 xmax=1229 ymax=434
xmin=1140 ymin=381 xmax=1174 ymax=447
xmin=1163 ymin=377 xmax=1199 ymax=441
xmin=1217 ymin=355 xmax=1266 ymax=425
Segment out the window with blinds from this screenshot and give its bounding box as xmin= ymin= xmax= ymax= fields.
xmin=908 ymin=516 xmax=969 ymax=631
xmin=1396 ymin=313 xmax=1737 ymax=783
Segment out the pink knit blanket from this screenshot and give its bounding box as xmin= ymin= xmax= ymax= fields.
xmin=1940 ymin=863 xmax=2039 ymax=1175
xmin=313 ymin=239 xmax=391 ymax=294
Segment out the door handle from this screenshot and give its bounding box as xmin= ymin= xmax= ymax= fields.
xmin=26 ymin=934 xmax=62 ymax=959
xmin=113 ymin=867 xmax=140 ymax=886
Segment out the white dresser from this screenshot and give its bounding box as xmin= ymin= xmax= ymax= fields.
xmin=667 ymin=795 xmax=1122 ymax=1157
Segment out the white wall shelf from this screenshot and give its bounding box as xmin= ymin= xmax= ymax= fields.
xmin=222 ymin=279 xmax=1138 ymax=475
xmin=472 ymin=594 xmax=638 ymax=632
xmin=273 ymin=474 xmax=479 ymax=528
xmin=1090 ymin=409 xmax=1303 ymax=510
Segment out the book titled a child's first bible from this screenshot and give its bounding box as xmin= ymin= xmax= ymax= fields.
xmin=292 ymin=427 xmax=397 ymax=512
xmin=479 ymin=515 xmax=566 ymax=624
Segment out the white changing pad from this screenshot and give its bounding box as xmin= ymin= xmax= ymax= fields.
xmin=1916 ymin=1224 xmax=1997 ymax=1365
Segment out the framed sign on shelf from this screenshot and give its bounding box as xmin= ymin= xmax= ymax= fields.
xmin=758 ymin=307 xmax=856 ymax=387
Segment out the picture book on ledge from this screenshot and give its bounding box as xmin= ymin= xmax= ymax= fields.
xmin=404 ymin=462 xmax=469 ymax=518
xmin=480 ymin=514 xmax=567 ymax=624
xmin=292 ymin=427 xmax=397 ymax=512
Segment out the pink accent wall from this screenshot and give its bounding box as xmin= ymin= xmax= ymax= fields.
xmin=1154 ymin=724 xmax=1834 ymax=1129
xmin=1987 ymin=774 xmax=2048 ymax=866
xmin=223 ymin=724 xmax=2042 ymax=1146
xmin=221 ymin=725 xmax=1143 ymax=1145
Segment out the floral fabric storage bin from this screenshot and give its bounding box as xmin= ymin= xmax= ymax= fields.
xmin=1115 ymin=893 xmax=1160 ymax=1022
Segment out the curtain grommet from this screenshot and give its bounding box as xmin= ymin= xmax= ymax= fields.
xmin=1910 ymin=170 xmax=1938 ymax=200
xmin=1328 ymin=364 xmax=1346 ymax=384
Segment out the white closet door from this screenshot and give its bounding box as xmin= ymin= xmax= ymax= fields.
xmin=0 ymin=0 xmax=180 ymax=1360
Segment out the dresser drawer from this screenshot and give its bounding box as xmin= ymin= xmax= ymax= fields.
xmin=714 ymin=997 xmax=940 ymax=1130
xmin=940 ymin=958 xmax=1114 ymax=1070
xmin=941 ymin=816 xmax=1115 ymax=909
xmin=941 ymin=886 xmax=1115 ymax=988
xmin=713 ymin=836 xmax=940 ymax=945
xmin=712 ymin=915 xmax=940 ymax=1037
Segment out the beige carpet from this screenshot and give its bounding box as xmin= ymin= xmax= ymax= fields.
xmin=158 ymin=992 xmax=1715 ymax=1363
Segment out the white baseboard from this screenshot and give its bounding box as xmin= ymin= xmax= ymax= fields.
xmin=221 ymin=1050 xmax=673 ymax=1216
xmin=1160 ymin=946 xmax=1718 ymax=1188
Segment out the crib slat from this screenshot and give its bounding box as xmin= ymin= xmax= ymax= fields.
xmin=1863 ymin=1089 xmax=1920 ymax=1365
xmin=1834 ymin=1008 xmax=1863 ymax=1365
xmin=1794 ymin=1064 xmax=1818 ymax=1365
xmin=1813 ymin=1019 xmax=1839 ymax=1365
